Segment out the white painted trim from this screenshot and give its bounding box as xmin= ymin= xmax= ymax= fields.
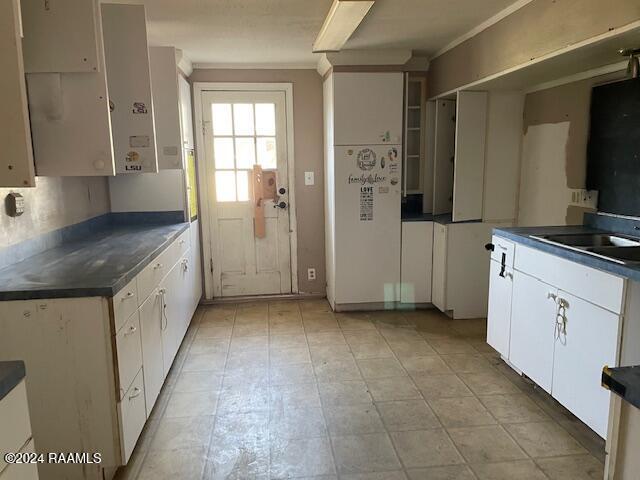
xmin=193 ymin=62 xmax=317 ymax=70
xmin=431 ymin=0 xmax=534 ymax=60
xmin=192 ymin=81 xmax=299 ymax=299
xmin=524 ymin=61 xmax=627 ymax=94
xmin=430 ymin=20 xmax=640 ymax=100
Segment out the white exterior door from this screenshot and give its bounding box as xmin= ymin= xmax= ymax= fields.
xmin=509 ymin=271 xmax=557 ymax=393
xmin=202 ymin=90 xmax=292 ymax=297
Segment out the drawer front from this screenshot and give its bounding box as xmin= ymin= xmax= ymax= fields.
xmin=491 ymin=235 xmax=515 ymax=268
xmin=115 ymin=312 xmax=143 ymax=399
xmin=113 ymin=277 xmax=139 ymax=332
xmin=118 ymin=369 xmax=146 ymax=463
xmin=137 ymin=240 xmax=181 ymax=303
xmin=0 ymin=380 xmax=31 ymax=474
xmin=176 ymin=229 xmax=190 ymax=258
xmin=515 ymin=244 xmax=625 ymax=314
xmin=0 ymin=439 xmax=38 ymax=480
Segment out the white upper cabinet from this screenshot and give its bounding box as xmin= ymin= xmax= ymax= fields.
xmin=102 ymin=4 xmax=157 ymax=174
xmin=432 ymin=99 xmax=456 ymax=215
xmin=149 ymin=46 xmax=183 ymax=170
xmin=0 ymin=0 xmax=35 ymax=187
xmin=21 ymin=0 xmax=101 ymax=73
xmin=24 ymin=0 xmax=115 ymax=177
xmin=453 ymin=91 xmax=487 ymax=222
xmin=179 ymin=75 xmax=195 ymax=150
xmin=332 ymin=72 xmax=404 ymax=146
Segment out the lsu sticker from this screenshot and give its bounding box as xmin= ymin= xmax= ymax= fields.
xmin=132 ymin=102 xmax=148 ymax=114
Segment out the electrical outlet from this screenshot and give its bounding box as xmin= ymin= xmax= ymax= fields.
xmin=569 ymin=189 xmax=598 ymax=209
xmin=307 ymin=268 xmax=316 ymax=281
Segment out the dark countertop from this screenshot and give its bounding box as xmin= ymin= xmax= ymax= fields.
xmin=0 ymin=222 xmax=189 ymax=301
xmin=493 ymin=224 xmax=640 ymax=282
xmin=603 ymin=365 xmax=640 ymax=410
xmin=0 ymin=361 xmax=25 ymax=401
xmin=401 ymin=212 xmax=434 ymax=222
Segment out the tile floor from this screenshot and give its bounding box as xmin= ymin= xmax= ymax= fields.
xmin=116 ymin=299 xmax=605 ymax=480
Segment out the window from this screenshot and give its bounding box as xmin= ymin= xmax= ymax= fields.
xmin=211 ymin=103 xmax=277 ymax=202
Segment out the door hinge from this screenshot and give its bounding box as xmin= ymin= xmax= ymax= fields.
xmin=210 ymin=258 xmax=214 ymax=274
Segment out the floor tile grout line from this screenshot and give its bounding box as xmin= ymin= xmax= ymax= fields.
xmin=201 ymin=303 xmax=236 ymax=480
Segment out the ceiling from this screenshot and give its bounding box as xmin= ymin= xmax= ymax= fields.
xmin=133 ymin=0 xmax=520 ymax=67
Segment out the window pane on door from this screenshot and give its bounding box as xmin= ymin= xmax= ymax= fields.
xmin=212 ymin=104 xmax=233 ymax=135
xmin=257 ymin=137 xmax=277 ymax=169
xmin=213 ymin=138 xmax=234 ymax=169
xmin=255 ymin=104 xmax=275 ymax=135
xmin=233 ymin=104 xmax=254 ymax=135
xmin=215 ymin=171 xmax=236 ymax=202
xmin=235 ymin=138 xmax=256 ymax=169
xmin=236 ymin=171 xmax=250 ymax=201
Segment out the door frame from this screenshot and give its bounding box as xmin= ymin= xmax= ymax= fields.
xmin=193 ymin=82 xmax=298 ymax=300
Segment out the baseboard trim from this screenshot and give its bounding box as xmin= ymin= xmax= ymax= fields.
xmin=201 ymin=293 xmax=325 ymax=305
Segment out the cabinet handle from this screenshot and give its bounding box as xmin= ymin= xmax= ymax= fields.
xmin=124 ymin=325 xmax=137 ymax=336
xmin=128 ymin=387 xmax=142 ymax=400
xmin=154 ymin=263 xmax=164 ymax=270
xmin=179 ymin=239 xmax=186 ymax=245
xmin=547 ymin=292 xmax=557 ymax=302
xmin=182 ymin=259 xmax=189 ymax=271
xmin=123 ymin=292 xmax=134 ymax=300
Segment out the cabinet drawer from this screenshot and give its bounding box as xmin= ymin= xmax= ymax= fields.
xmin=115 ymin=312 xmax=143 ymax=399
xmin=491 ymin=235 xmax=515 ymax=268
xmin=137 ymin=241 xmax=180 ymax=303
xmin=0 ymin=439 xmax=38 ymax=480
xmin=0 ymin=380 xmax=31 ymax=474
xmin=113 ymin=277 xmax=139 ymax=332
xmin=176 ymin=229 xmax=190 ymax=258
xmin=515 ymin=245 xmax=625 ymax=314
xmin=118 ymin=369 xmax=146 ymax=463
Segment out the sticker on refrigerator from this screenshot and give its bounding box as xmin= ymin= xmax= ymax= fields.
xmin=390 ymin=177 xmax=399 ymax=186
xmin=356 ymin=148 xmax=377 ymax=171
xmin=132 ymin=102 xmax=148 ymax=114
xmin=360 ymin=186 xmax=374 ymax=221
xmin=388 ymin=148 xmax=398 ymax=161
xmin=378 ymin=186 xmax=389 ymax=194
xmin=389 ymin=163 xmax=399 ymax=174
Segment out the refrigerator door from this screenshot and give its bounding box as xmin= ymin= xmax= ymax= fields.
xmin=334 ymin=144 xmax=402 ymax=304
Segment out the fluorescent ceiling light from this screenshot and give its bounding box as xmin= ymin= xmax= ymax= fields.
xmin=313 ymin=0 xmax=375 ymax=53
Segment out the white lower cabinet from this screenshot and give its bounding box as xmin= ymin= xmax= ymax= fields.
xmin=139 ymin=289 xmax=164 ymax=415
xmin=488 ymin=235 xmax=627 ymax=439
xmin=486 ymin=259 xmax=513 ymax=358
xmin=551 ymin=290 xmax=620 ymax=438
xmin=509 ymin=271 xmax=557 ymax=393
xmin=400 ymin=222 xmax=433 ymax=304
xmin=117 ymin=369 xmax=146 ymax=463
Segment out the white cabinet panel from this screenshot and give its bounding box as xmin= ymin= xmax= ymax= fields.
xmin=1 ymin=0 xmax=35 ymax=187
xmin=118 ymin=368 xmax=146 ymax=463
xmin=189 ymin=221 xmax=203 ymax=312
xmin=160 ymin=263 xmax=183 ymax=375
xmin=101 ymin=4 xmax=157 ymax=174
xmin=490 ymin=235 xmax=515 ymax=268
xmin=21 ymin=0 xmax=100 ymax=73
xmin=0 ymin=380 xmax=31 ymax=474
xmin=487 ymin=260 xmax=513 ymax=358
xmin=432 ymin=100 xmax=456 ymax=215
xmin=179 ymin=75 xmax=195 ymax=150
xmin=515 ymin=244 xmax=625 ymax=314
xmin=139 ymin=289 xmax=164 ymax=415
xmin=115 ymin=312 xmax=143 ymax=400
xmin=150 ymin=47 xmax=183 ymax=170
xmin=453 ymin=91 xmax=487 ymax=222
xmin=400 ymin=222 xmax=433 ymax=304
xmin=510 ymin=271 xmax=557 ymax=393
xmin=333 ymin=72 xmax=403 ymax=146
xmin=552 ymin=291 xmax=620 ymax=438
xmin=0 ymin=439 xmax=39 ymax=480
xmin=431 ymin=223 xmax=447 ymax=311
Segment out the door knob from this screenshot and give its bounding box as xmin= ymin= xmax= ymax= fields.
xmin=274 ymin=201 xmax=287 ymax=209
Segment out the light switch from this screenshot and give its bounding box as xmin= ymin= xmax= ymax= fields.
xmin=304 ymin=171 xmax=315 ymax=186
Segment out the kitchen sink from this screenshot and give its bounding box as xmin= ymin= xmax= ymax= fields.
xmin=585 ymin=246 xmax=640 ymax=264
xmin=531 ymin=233 xmax=640 ymax=248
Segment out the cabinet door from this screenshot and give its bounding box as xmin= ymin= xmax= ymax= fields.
xmin=1 ymin=0 xmax=35 ymax=188
xmin=102 ymin=4 xmax=157 ymax=174
xmin=552 ymin=291 xmax=620 ymax=438
xmin=139 ymin=289 xmax=164 ymax=415
xmin=510 ymin=271 xmax=557 ymax=392
xmin=432 ymin=99 xmax=456 ymax=215
xmin=160 ymin=262 xmax=182 ymax=375
xmin=400 ymin=222 xmax=433 ymax=304
xmin=453 ymin=91 xmax=487 ymax=222
xmin=431 ymin=223 xmax=447 ymax=311
xmin=179 ymin=75 xmax=194 ymax=150
xmin=487 ymin=260 xmax=513 ymax=358
xmin=333 ymin=72 xmax=404 ymax=146
xmin=190 ymin=220 xmax=203 ymax=312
